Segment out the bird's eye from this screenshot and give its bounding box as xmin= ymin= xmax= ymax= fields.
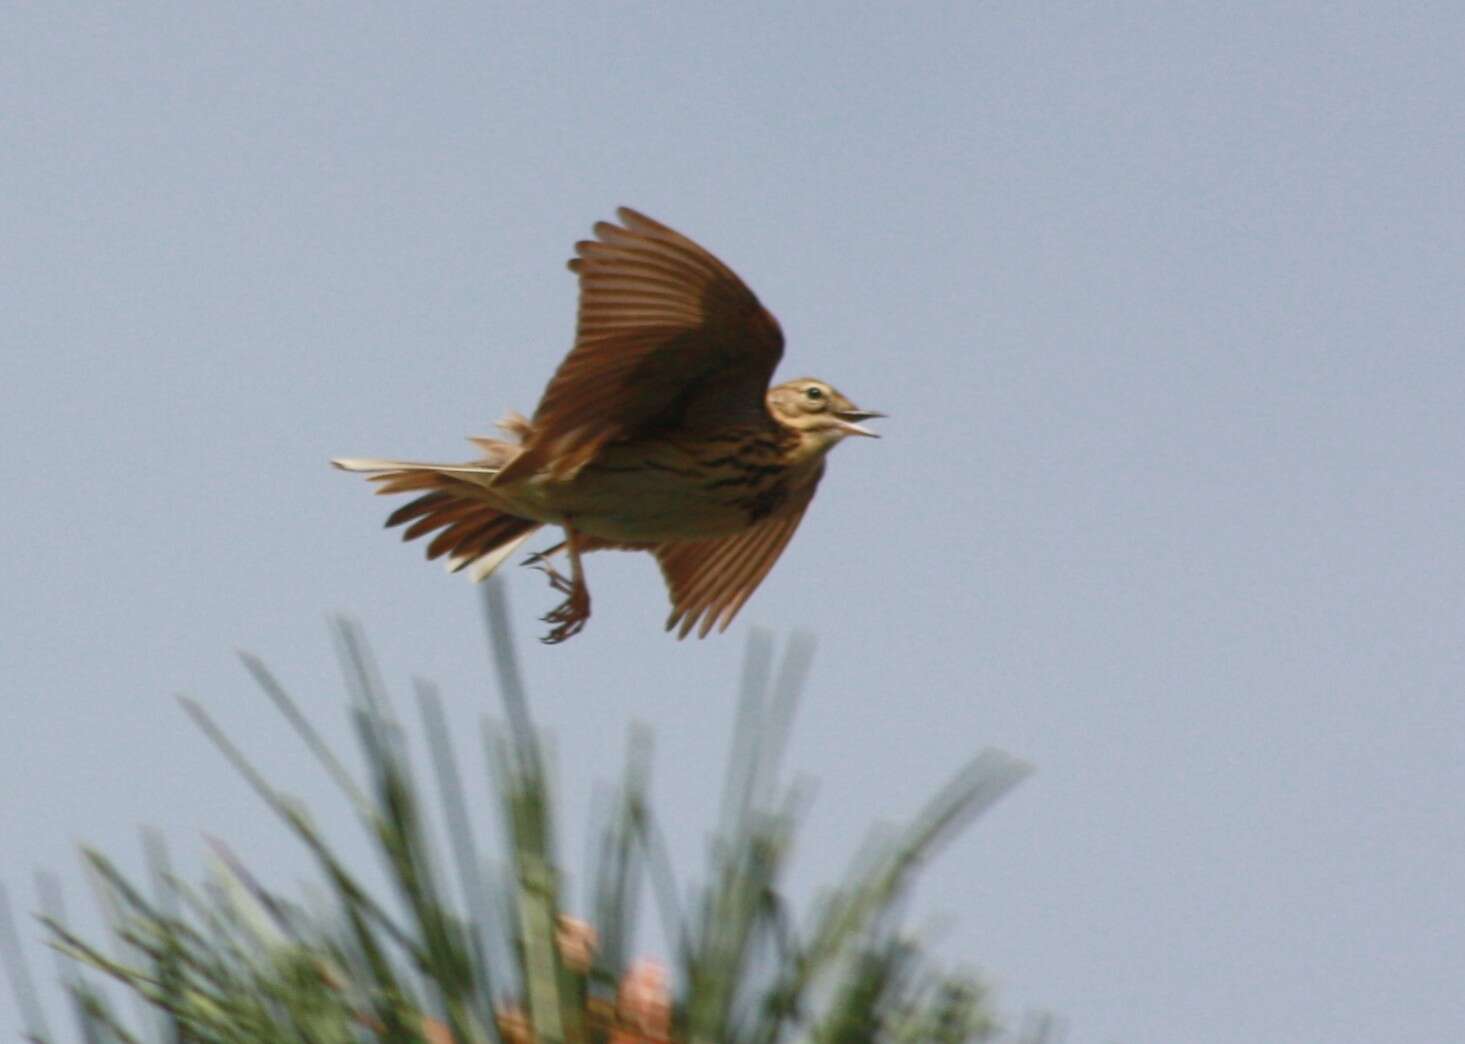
xmin=805 ymin=386 xmax=824 ymax=400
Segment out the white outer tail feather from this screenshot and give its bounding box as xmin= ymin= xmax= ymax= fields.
xmin=331 ymin=458 xmax=501 ymax=477
xmin=454 ymin=530 xmax=539 ymax=582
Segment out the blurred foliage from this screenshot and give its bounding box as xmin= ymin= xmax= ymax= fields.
xmin=2 ymin=584 xmax=1035 ymax=1043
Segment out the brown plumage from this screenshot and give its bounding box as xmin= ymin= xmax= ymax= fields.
xmin=334 ymin=208 xmax=880 ymax=642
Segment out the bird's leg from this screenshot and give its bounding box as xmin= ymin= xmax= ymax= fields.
xmin=523 ymin=541 xmax=573 ymax=595
xmin=539 ymin=524 xmax=591 ymax=643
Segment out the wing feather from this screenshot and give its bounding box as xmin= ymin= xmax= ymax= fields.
xmin=654 ymin=479 xmax=818 ymax=639
xmin=496 ymin=207 xmax=783 ymax=483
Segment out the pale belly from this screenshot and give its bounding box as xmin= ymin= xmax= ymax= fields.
xmin=492 ymin=440 xmax=785 ymax=543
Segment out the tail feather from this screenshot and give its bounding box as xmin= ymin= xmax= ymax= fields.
xmin=392 ymin=493 xmax=494 ymax=536
xmin=461 ymin=530 xmax=537 ymax=581
xmin=387 ymin=491 xmax=453 ymax=529
xmin=334 ymin=457 xmax=541 ymax=583
xmin=423 ymin=509 xmax=523 ymax=560
xmin=402 ymin=502 xmax=484 ymax=540
xmin=332 ymin=457 xmax=502 ymax=475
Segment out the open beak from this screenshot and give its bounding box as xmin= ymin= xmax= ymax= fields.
xmin=834 ymin=408 xmax=885 ymax=438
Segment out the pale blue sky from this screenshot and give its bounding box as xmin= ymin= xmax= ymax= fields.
xmin=4 ymin=4 xmax=1463 ymax=1041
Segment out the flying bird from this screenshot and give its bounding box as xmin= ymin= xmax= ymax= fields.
xmin=334 ymin=208 xmax=881 ymax=642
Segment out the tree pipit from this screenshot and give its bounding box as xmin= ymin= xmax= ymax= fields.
xmin=335 ymin=208 xmax=880 ymax=642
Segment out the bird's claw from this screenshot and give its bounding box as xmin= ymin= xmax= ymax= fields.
xmin=539 ymin=590 xmax=590 ymax=644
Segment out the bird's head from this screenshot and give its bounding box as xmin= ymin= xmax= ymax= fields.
xmin=767 ymin=378 xmax=883 ymax=455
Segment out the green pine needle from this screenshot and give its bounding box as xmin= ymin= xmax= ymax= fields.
xmin=4 ymin=582 xmax=1033 ymax=1043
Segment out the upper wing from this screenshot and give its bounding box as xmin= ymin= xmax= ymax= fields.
xmin=499 ymin=208 xmax=784 ymax=482
xmin=653 ymin=474 xmax=819 ymax=639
